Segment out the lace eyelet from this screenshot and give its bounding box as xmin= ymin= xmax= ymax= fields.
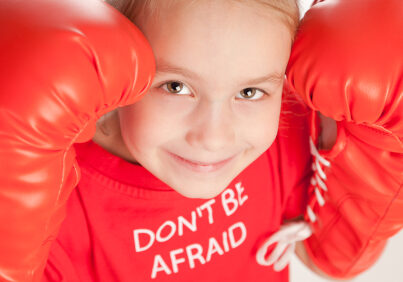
xmin=305 ymin=137 xmax=330 ymax=223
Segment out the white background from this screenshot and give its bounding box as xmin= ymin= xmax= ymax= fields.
xmin=290 ymin=1 xmax=403 ymax=281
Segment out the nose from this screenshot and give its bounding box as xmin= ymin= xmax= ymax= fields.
xmin=186 ymin=100 xmax=236 ymax=152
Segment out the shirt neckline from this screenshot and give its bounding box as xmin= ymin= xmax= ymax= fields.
xmin=74 ymin=140 xmax=174 ymax=192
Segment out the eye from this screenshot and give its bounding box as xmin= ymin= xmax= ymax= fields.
xmin=161 ymin=81 xmax=191 ymax=95
xmin=236 ymin=88 xmax=265 ymax=100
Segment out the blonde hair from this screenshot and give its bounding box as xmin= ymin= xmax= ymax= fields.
xmin=99 ymin=0 xmax=301 ymax=136
xmin=106 ymin=0 xmax=300 ymax=37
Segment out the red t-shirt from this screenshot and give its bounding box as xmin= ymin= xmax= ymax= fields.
xmin=43 ymin=99 xmax=311 ymax=282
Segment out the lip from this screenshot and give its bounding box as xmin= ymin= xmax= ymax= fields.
xmin=167 ymin=152 xmax=236 ymax=173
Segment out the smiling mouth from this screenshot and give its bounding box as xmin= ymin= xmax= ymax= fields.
xmin=167 ymin=152 xmax=236 ymax=173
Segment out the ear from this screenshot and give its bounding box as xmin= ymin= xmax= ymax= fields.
xmin=95 ymin=109 xmax=120 ymax=137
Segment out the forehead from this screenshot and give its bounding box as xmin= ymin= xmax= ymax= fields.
xmin=139 ymin=0 xmax=292 ymax=86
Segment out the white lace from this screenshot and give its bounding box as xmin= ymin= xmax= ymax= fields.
xmin=307 ymin=137 xmax=331 ymax=223
xmin=256 ymin=221 xmax=312 ymax=271
xmin=255 ymin=137 xmax=331 ymax=270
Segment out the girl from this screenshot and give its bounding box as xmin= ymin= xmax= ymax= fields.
xmin=2 ymin=0 xmax=399 ymax=281
xmin=47 ymin=0 xmax=313 ymax=281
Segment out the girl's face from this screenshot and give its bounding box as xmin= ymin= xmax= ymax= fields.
xmin=118 ymin=0 xmax=292 ymax=198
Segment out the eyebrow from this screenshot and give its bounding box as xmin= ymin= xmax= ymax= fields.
xmin=155 ymin=59 xmax=201 ymax=80
xmin=245 ymin=72 xmax=284 ymax=86
xmin=155 ymin=58 xmax=284 ymax=86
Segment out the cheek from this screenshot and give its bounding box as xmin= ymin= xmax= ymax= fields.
xmin=118 ymin=101 xmax=161 ymax=153
xmin=254 ymin=113 xmax=280 ymax=149
xmin=117 ymin=93 xmax=192 ymax=150
xmin=237 ymin=97 xmax=282 ymax=148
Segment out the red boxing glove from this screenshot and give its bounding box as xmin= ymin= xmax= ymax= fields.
xmin=0 ymin=0 xmax=155 ymax=281
xmin=287 ymin=0 xmax=403 ymax=278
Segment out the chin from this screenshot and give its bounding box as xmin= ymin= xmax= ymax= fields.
xmin=173 ymin=181 xmax=230 ymax=199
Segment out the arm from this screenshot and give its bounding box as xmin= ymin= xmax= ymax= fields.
xmin=295 ymin=241 xmax=346 ymax=281
xmin=286 ymin=0 xmax=403 ymax=278
xmin=257 ymin=0 xmax=402 ymax=277
xmin=0 ymin=1 xmax=154 ymax=280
